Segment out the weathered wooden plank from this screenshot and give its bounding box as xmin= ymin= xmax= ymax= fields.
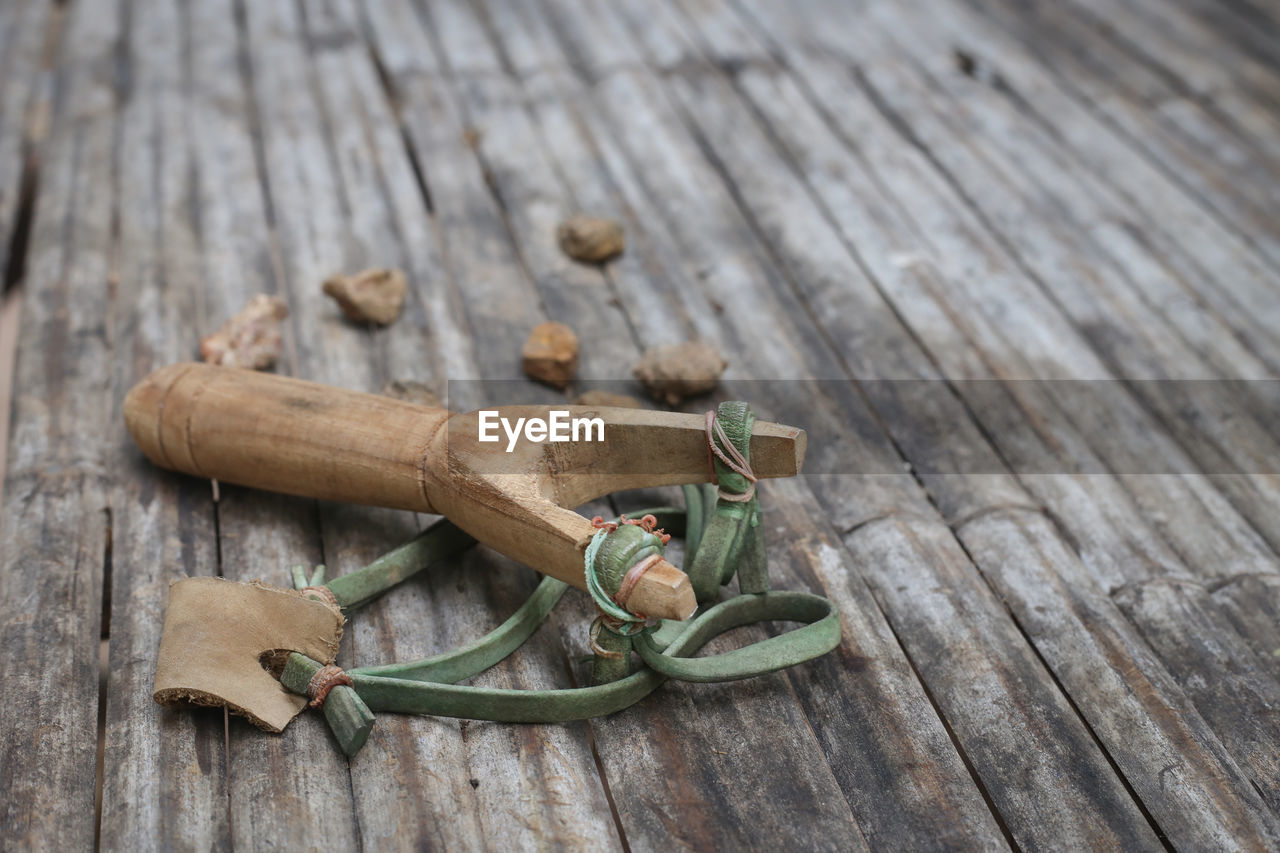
xmin=966 ymin=0 xmax=1280 ymax=275
xmin=495 ymin=2 xmax=1183 ymax=846
xmin=768 ymin=0 xmax=1280 ymax=582
xmin=875 ymin=0 xmax=1280 ymax=489
xmin=854 ymin=0 xmax=1280 ymax=370
xmin=1064 ymin=0 xmax=1280 ymax=222
xmin=550 ymin=6 xmax=1162 ymax=845
xmin=959 ymin=510 xmax=1280 ymax=841
xmin=627 ymin=0 xmax=1280 ymax=840
xmin=97 ymin=0 xmax=229 ymax=847
xmin=889 ymin=0 xmax=1280 ymax=436
xmin=691 ymin=0 xmax=1280 ymax=842
xmin=892 ymin=0 xmax=1280 ymax=382
xmin=0 ymin=290 xmax=20 ymax=487
xmin=1113 ymin=574 xmax=1280 ymax=813
xmin=1095 ymin=0 xmax=1280 ymax=111
xmin=0 ymin=0 xmax=117 ymax=847
xmin=815 ymin=0 xmax=1280 ymax=694
xmin=871 ymin=5 xmax=1280 ymax=571
xmin=384 ymin=1 xmax=962 ymax=847
xmin=230 ymin=0 xmax=362 ymax=845
xmin=0 ymin=0 xmax=54 ymax=278
xmin=304 ymin=1 xmax=626 ymax=846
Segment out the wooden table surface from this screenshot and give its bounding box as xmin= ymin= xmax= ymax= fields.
xmin=2 ymin=0 xmax=1278 ymax=849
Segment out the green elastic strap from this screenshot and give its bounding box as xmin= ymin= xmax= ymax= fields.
xmin=688 ymin=402 xmax=767 ymax=600
xmin=280 ymin=588 xmax=839 ymax=721
xmin=632 ymin=591 xmax=840 ymax=682
xmin=283 ymin=401 xmax=842 ymax=756
xmin=292 ymin=518 xmax=477 ymax=611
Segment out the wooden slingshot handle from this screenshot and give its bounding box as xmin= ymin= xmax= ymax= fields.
xmin=124 ymin=363 xmax=807 ymax=621
xmin=125 ymin=363 xmax=453 ymax=513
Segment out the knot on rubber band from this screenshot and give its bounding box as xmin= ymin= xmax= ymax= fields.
xmin=301 ymin=585 xmax=339 ymax=609
xmin=588 ymin=617 xmax=626 ymax=659
xmin=307 ymin=664 xmax=353 ymax=709
xmin=591 ymin=514 xmax=670 ymax=545
xmin=706 ymin=410 xmax=757 ymax=502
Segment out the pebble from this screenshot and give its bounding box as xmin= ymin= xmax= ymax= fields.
xmin=322 ymin=268 xmax=407 ymax=325
xmin=199 ymin=294 xmax=288 ymax=370
xmin=556 ymin=216 xmax=625 ymax=263
xmin=632 ymin=341 xmax=727 ymax=405
xmin=522 ymin=322 xmax=580 ymax=389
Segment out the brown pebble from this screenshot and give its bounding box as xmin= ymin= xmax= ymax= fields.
xmin=199 ymin=294 xmax=289 ymax=370
xmin=522 ymin=322 xmax=580 ymax=390
xmin=573 ymin=390 xmax=644 ymax=409
xmin=632 ymin=342 xmax=727 ymax=406
xmin=381 ymin=380 xmax=442 ymax=409
xmin=322 ymin=268 xmax=407 ymax=325
xmin=556 ymin=216 xmax=625 ymax=263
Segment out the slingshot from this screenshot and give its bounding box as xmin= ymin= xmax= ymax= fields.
xmin=127 ymin=365 xmax=841 ymax=755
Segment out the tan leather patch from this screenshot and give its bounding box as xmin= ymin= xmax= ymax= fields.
xmin=153 ymin=577 xmax=344 ymax=732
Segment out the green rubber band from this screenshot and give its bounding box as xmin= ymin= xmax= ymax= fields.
xmin=352 ymin=577 xmax=569 ymax=684
xmin=583 ymin=521 xmax=668 ymax=631
xmin=633 ymin=591 xmax=841 ymax=683
xmin=584 ymin=527 xmax=639 ymax=626
xmin=276 ymin=400 xmax=843 ymax=756
xmin=291 ymin=518 xmax=476 ymax=611
xmin=282 ymin=590 xmax=838 ymax=723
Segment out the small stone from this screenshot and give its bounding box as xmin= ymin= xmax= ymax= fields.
xmin=556 ymin=216 xmax=625 ymax=263
xmin=632 ymin=342 xmax=727 ymax=406
xmin=381 ymin=380 xmax=442 ymax=409
xmin=522 ymin=322 xmax=580 ymax=390
xmin=322 ymin=268 xmax=407 ymax=325
xmin=199 ymin=294 xmax=289 ymax=370
xmin=573 ymin=390 xmax=644 ymax=409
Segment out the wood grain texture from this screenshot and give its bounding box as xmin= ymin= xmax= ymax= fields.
xmin=481 ymin=6 xmax=1018 ymax=845
xmin=0 ymin=0 xmax=117 ymax=847
xmin=366 ymin=3 xmax=844 ymax=845
xmin=521 ymin=5 xmax=1165 ymax=847
xmin=715 ymin=0 xmax=1280 ymax=842
xmin=0 ymin=0 xmax=54 ymax=279
xmin=461 ymin=12 xmax=1008 ymax=840
xmin=613 ymin=0 xmax=1280 ymax=845
xmin=4 ymin=0 xmax=1280 ymax=847
xmin=397 ymin=1 xmax=939 ymax=847
xmin=98 ymin=0 xmax=227 ymax=847
xmin=294 ymin=1 xmax=627 ymax=847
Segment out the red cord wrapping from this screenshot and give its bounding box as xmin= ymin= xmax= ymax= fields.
xmin=307 ymin=664 xmax=353 ymax=709
xmin=705 ymin=410 xmax=757 ymax=502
